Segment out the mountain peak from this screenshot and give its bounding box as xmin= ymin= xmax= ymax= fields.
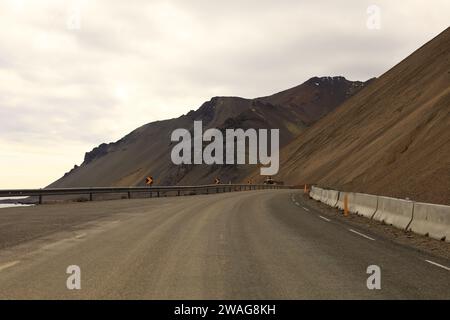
xmin=51 ymin=75 xmax=368 ymax=188
xmin=308 ymin=76 xmax=347 ymax=82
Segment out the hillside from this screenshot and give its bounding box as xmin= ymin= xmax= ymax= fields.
xmin=256 ymin=28 xmax=450 ymax=205
xmin=50 ymin=77 xmax=368 ymax=188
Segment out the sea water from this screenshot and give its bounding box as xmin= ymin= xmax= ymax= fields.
xmin=0 ymin=204 xmax=33 ymax=209
xmin=0 ymin=197 xmax=33 ymax=209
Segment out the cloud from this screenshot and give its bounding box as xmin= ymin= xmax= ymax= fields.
xmin=0 ymin=0 xmax=449 ymax=188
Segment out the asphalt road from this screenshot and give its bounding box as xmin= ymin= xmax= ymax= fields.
xmin=0 ymin=190 xmax=448 ymax=299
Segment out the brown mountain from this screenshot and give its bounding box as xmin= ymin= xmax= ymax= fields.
xmin=50 ymin=77 xmax=368 ymax=188
xmin=252 ymin=28 xmax=449 ymax=205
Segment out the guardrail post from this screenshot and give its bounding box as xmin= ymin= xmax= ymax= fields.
xmin=128 ymin=191 xmax=131 ymax=199
xmin=177 ymin=190 xmax=181 ymax=196
xmin=89 ymin=193 xmax=93 ymax=201
xmin=38 ymin=195 xmax=43 ymax=205
xmin=157 ymin=191 xmax=160 ymax=197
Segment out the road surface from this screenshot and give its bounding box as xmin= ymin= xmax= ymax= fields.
xmin=0 ymin=190 xmax=448 ymax=299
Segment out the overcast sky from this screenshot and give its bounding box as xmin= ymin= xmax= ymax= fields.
xmin=0 ymin=0 xmax=449 ymax=189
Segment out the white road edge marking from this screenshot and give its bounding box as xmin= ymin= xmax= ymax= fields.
xmin=0 ymin=260 xmax=20 ymax=272
xmin=349 ymin=229 xmax=375 ymax=241
xmin=425 ymin=260 xmax=450 ymax=271
xmin=302 ymin=207 xmax=310 ymax=212
xmin=319 ymin=215 xmax=331 ymax=222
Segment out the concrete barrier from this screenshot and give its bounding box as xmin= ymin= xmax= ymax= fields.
xmin=310 ymin=186 xmax=323 ymax=201
xmin=408 ymin=202 xmax=450 ymax=242
xmin=315 ymin=187 xmax=323 ymax=201
xmin=311 ymin=186 xmax=449 ymax=241
xmin=336 ymin=192 xmax=354 ymax=211
xmin=372 ymin=196 xmax=414 ymax=230
xmin=309 ymin=186 xmax=316 ymax=200
xmin=317 ymin=189 xmax=339 ymax=207
xmin=352 ymin=193 xmax=378 ymax=219
xmin=320 ymin=189 xmax=328 ymax=203
xmin=324 ymin=190 xmax=339 ymax=207
xmin=336 ymin=192 xmax=345 ymax=210
xmin=330 ymin=191 xmax=377 ymax=217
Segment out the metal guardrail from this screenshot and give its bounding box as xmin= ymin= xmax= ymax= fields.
xmin=0 ymin=184 xmax=293 ymax=204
